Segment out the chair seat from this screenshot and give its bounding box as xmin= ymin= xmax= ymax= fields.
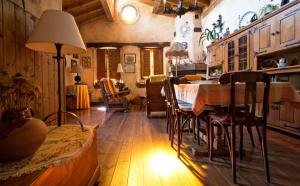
xmin=210 ymin=114 xmax=263 ymax=126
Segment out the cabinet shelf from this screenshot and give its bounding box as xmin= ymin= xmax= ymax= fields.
xmin=258 ymin=65 xmax=300 ymax=74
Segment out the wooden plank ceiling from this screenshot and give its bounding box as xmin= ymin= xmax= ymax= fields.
xmin=63 ymin=0 xmax=210 ymax=25
xmin=62 ymin=0 xmax=114 ymax=25
xmin=138 ymin=0 xmax=210 ymax=14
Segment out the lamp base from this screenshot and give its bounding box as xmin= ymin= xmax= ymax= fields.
xmin=75 ymin=74 xmax=81 ymax=84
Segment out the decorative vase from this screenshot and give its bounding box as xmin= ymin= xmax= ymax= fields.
xmin=0 ymin=108 xmax=48 ymax=162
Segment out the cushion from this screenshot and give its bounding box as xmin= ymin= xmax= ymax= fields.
xmin=149 ymin=74 xmax=167 ymax=83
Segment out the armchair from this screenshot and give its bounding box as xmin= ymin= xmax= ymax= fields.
xmin=99 ymin=78 xmax=129 ymax=112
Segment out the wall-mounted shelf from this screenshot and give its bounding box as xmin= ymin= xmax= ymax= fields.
xmin=258 ymin=65 xmax=300 ymax=74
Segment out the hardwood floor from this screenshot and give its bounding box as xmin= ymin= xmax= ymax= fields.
xmin=71 ymin=107 xmax=300 ymax=186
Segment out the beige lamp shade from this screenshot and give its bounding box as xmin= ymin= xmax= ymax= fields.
xmin=165 ymin=42 xmax=189 ymax=57
xmin=25 ymin=10 xmax=86 ymax=54
xmin=117 ymin=63 xmax=124 ymax=73
xmin=70 ymin=65 xmax=83 ymax=74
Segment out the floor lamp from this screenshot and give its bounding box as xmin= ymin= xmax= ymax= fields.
xmin=26 ymin=10 xmax=86 ymax=130
xmin=165 ymin=42 xmax=189 ymax=77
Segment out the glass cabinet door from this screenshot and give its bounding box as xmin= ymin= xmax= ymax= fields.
xmin=238 ymin=35 xmax=248 ymax=70
xmin=227 ymin=41 xmax=235 ymax=72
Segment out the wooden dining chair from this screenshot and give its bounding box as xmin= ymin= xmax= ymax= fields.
xmin=167 ymin=77 xmax=201 ymax=158
xmin=163 ymin=79 xmax=173 ymax=138
xmin=219 ymin=72 xmax=256 ymax=149
xmin=209 ymin=71 xmax=271 ymax=183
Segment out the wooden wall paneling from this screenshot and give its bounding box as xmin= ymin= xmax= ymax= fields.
xmin=3 ymin=0 xmax=16 ymax=75
xmin=9 ymin=0 xmax=23 ymax=8
xmin=0 ymin=0 xmax=3 ymax=69
xmin=34 ymin=51 xmax=44 ymax=118
xmin=42 ymin=53 xmax=50 ymax=119
xmin=48 ymin=54 xmax=55 ymax=118
xmin=15 ymin=5 xmax=26 ymax=74
xmin=0 ymin=0 xmax=2 ymax=35
xmin=0 ymin=37 xmax=3 ymax=69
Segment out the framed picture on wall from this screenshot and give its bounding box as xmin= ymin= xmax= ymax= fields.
xmin=124 ymin=53 xmax=136 ymax=64
xmin=71 ymin=58 xmax=78 ymax=68
xmin=124 ymin=64 xmax=135 ymax=73
xmin=81 ymin=56 xmax=91 ymax=68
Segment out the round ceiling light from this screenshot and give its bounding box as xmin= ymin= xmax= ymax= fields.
xmin=120 ymin=5 xmax=139 ymax=24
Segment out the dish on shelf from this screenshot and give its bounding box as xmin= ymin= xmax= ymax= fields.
xmin=259 ymin=59 xmax=277 ymax=70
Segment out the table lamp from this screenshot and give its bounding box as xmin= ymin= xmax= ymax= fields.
xmin=117 ymin=63 xmax=124 ymax=80
xmin=26 ymin=10 xmax=86 ymax=129
xmin=165 ymin=42 xmax=189 ymax=77
xmin=70 ymin=65 xmax=84 ymax=84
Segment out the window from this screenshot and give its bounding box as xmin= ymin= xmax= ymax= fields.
xmin=141 ymin=48 xmax=163 ymax=79
xmin=120 ymin=5 xmax=139 ymax=24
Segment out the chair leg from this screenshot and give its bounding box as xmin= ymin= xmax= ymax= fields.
xmin=261 ymin=125 xmax=271 ymax=183
xmin=231 ymin=124 xmax=237 ymax=183
xmin=171 ymin=114 xmax=176 ymax=148
xmin=206 ymin=118 xmax=210 ymax=152
xmin=247 ymin=126 xmax=255 ymax=148
xmin=239 ymin=124 xmax=243 ymax=160
xmin=177 ymin=114 xmax=181 ymax=158
xmin=209 ymin=120 xmax=214 ymax=161
xmin=196 ymin=117 xmax=200 ymax=145
xmin=255 ymin=124 xmax=263 ymax=152
xmin=193 ymin=117 xmax=197 ymax=140
xmin=166 ymin=107 xmax=169 ymax=133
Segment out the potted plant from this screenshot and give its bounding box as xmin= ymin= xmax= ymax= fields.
xmin=259 ymin=3 xmax=279 ymax=17
xmin=0 ymin=71 xmax=48 ymax=162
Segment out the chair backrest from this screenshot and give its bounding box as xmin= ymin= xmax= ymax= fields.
xmin=167 ymin=77 xmax=180 ymax=110
xmin=146 ymin=79 xmax=165 ymax=103
xmin=163 ymin=79 xmax=171 ymax=103
xmin=229 ymin=71 xmax=270 ymax=126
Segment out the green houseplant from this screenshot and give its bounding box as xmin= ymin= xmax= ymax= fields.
xmin=259 ymin=3 xmax=279 ymax=17
xmin=0 ymin=71 xmax=48 ymax=162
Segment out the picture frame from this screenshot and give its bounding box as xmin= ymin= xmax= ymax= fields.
xmin=71 ymin=58 xmax=78 ymax=68
xmin=81 ymin=56 xmax=91 ymax=69
xmin=124 ymin=64 xmax=135 ymax=73
xmin=124 ymin=53 xmax=136 ymax=64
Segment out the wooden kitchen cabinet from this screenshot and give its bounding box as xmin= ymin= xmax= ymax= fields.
xmin=268 ymin=102 xmax=300 ymax=135
xmin=253 ymin=3 xmax=300 ymax=55
xmin=253 ymin=18 xmax=277 ymax=55
xmin=207 ymin=43 xmax=223 ymax=67
xmin=276 ymin=3 xmax=300 ymax=49
xmin=223 ymin=31 xmax=250 ymax=72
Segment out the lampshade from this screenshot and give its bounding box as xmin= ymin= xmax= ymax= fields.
xmin=117 ymin=63 xmax=124 ymax=73
xmin=70 ymin=65 xmax=83 ymax=74
xmin=25 ymin=10 xmax=86 ymax=54
xmin=165 ymin=42 xmax=189 ymax=57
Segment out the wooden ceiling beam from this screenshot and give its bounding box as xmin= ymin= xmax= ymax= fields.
xmin=198 ymin=0 xmax=210 ymax=7
xmin=136 ymin=0 xmax=155 ymax=6
xmin=75 ymin=9 xmax=105 ymax=24
xmin=100 ymin=0 xmax=115 ymax=22
xmin=152 ymin=0 xmax=162 ymax=14
xmin=65 ymin=0 xmax=100 ymax=16
xmin=87 ymin=42 xmax=171 ymax=48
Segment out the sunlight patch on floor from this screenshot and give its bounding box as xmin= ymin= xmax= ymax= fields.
xmin=148 ymin=149 xmax=206 ymax=185
xmin=97 ymin=106 xmax=107 ymax=111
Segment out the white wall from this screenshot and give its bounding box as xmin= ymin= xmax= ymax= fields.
xmin=79 ymin=0 xmax=175 ymax=43
xmin=201 ymin=0 xmax=284 ymax=49
xmin=173 ymin=12 xmax=202 ymax=63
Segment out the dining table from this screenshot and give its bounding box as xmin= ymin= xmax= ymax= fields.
xmin=173 ymin=81 xmax=300 ymax=154
xmin=175 ymin=82 xmax=300 ymax=116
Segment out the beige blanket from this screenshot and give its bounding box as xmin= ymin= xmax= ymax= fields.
xmin=0 ymin=124 xmax=95 ymax=181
